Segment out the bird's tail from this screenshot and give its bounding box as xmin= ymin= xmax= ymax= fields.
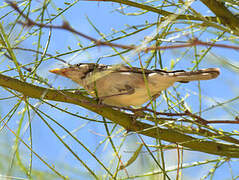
xmin=171 ymin=68 xmax=220 ymax=83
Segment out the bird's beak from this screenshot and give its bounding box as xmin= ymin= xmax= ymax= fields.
xmin=49 ymin=68 xmax=68 ymax=76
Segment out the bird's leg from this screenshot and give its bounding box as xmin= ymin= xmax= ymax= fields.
xmin=140 ymin=93 xmax=161 ymax=110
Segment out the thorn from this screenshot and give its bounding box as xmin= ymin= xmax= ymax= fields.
xmin=235 ymin=116 xmax=239 ymax=121
xmin=62 ymin=21 xmax=70 ymax=29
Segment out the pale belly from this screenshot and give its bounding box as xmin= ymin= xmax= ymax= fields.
xmin=102 ymin=88 xmax=159 ymax=107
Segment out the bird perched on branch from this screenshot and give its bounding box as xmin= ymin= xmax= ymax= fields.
xmin=50 ymin=63 xmax=220 ymax=107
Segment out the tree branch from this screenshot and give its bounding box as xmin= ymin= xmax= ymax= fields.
xmin=1 ymin=73 xmax=239 ymax=157
xmin=200 ymin=0 xmax=239 ymax=32
xmin=93 ymin=0 xmax=218 ymax=22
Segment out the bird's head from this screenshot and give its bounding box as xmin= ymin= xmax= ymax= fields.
xmin=49 ymin=64 xmax=93 ymax=84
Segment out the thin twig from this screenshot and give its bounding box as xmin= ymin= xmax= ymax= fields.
xmin=7 ymin=1 xmax=239 ymax=52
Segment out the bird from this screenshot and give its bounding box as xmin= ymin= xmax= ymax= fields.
xmin=49 ymin=63 xmax=220 ymax=107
